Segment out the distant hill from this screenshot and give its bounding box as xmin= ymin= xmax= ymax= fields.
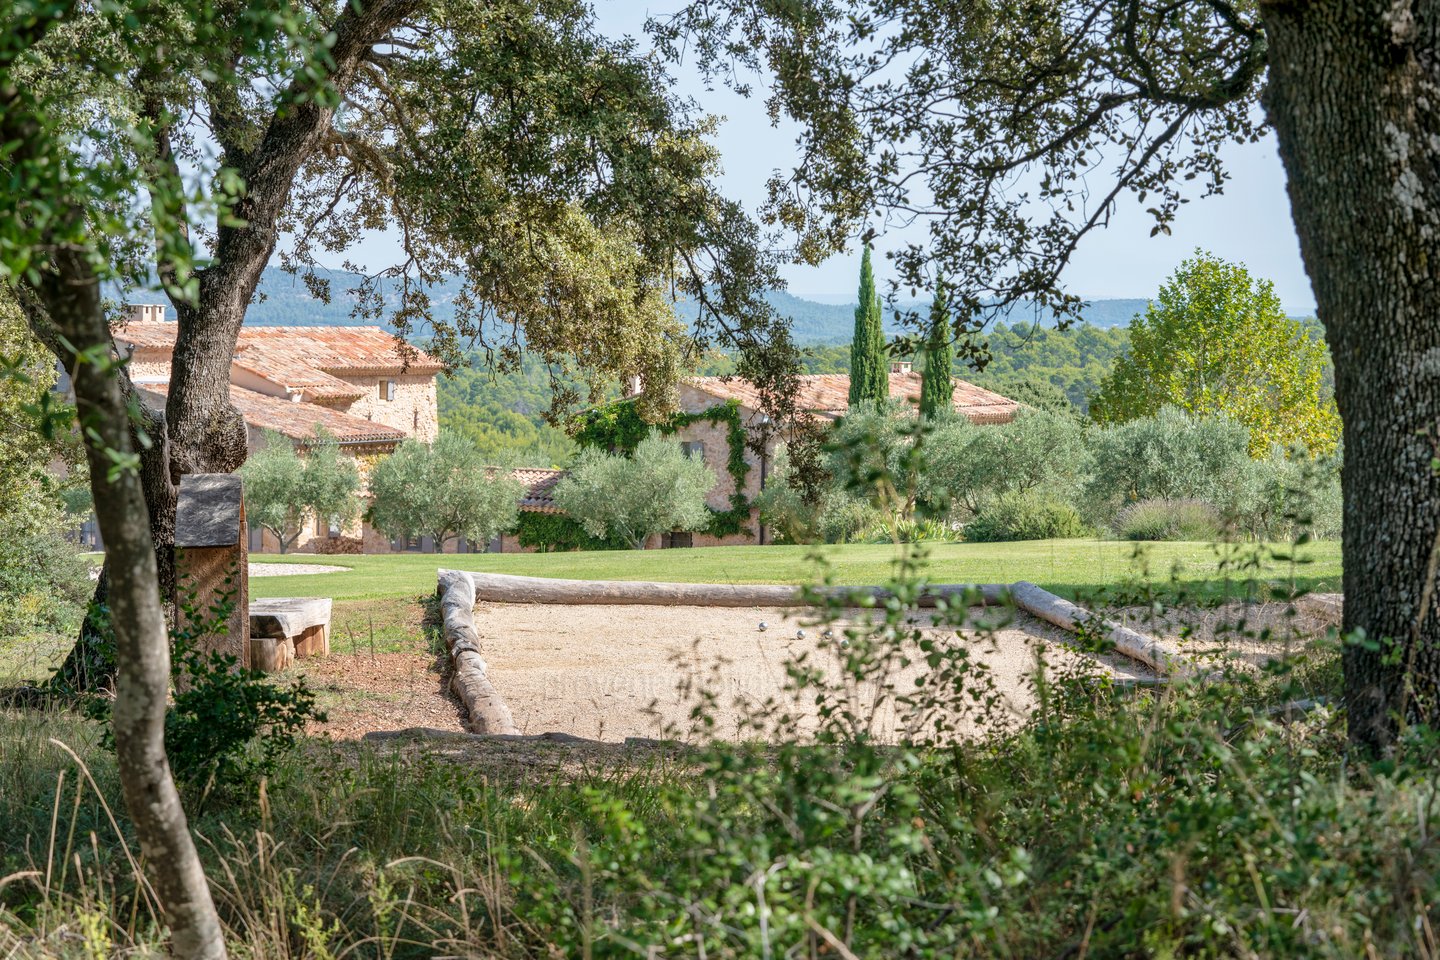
xmin=232 ymin=267 xmax=1156 ymax=340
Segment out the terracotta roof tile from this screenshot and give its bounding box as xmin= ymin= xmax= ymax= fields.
xmin=510 ymin=467 xmax=566 ymax=514
xmin=115 ymin=323 xmax=445 ymax=392
xmin=138 ymin=383 xmax=407 ymax=446
xmin=686 ymin=371 xmax=1020 ymax=424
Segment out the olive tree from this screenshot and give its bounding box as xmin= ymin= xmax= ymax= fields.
xmin=657 ymin=0 xmax=1440 ymax=751
xmin=239 ymin=431 xmax=361 ymax=554
xmin=366 ymin=434 xmax=523 ymax=550
xmin=552 ymin=431 xmax=715 ymax=549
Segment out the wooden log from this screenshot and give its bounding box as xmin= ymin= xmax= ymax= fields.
xmin=452 ymin=570 xmax=1009 ymax=609
xmin=438 ymin=569 xmax=519 ymax=735
xmin=250 ymin=636 xmax=295 ymax=674
xmin=293 ymin=622 xmax=329 ymax=659
xmin=1007 ymin=580 xmax=1195 ymax=678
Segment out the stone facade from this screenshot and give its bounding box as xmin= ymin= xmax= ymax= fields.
xmin=330 ymin=373 xmax=440 ymax=442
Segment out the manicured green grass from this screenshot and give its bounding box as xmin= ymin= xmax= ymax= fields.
xmin=250 ymin=538 xmax=1342 ymax=603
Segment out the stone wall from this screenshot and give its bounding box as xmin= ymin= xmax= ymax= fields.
xmin=672 ymin=384 xmax=773 ymax=545
xmin=334 ymin=374 xmax=439 ymax=442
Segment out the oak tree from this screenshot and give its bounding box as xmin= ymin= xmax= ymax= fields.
xmin=19 ymin=0 xmax=808 ymax=687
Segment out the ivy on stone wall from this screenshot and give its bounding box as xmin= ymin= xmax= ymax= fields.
xmin=514 ymin=511 xmax=627 ymax=552
xmin=570 ymin=398 xmax=754 ymax=538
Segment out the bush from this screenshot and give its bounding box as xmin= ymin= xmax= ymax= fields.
xmin=0 ymin=527 xmax=91 ymax=639
xmin=964 ymin=491 xmax=1089 ymax=542
xmin=1084 ymin=406 xmax=1254 ymax=522
xmin=1115 ymin=498 xmax=1226 ymax=541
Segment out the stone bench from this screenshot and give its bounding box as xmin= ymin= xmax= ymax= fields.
xmin=249 ymin=597 xmax=332 ymax=673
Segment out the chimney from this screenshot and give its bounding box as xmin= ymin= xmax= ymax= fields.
xmin=890 ymin=360 xmax=913 ymax=376
xmin=126 ymin=303 xmax=168 ymax=323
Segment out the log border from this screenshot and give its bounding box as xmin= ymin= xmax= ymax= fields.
xmin=437 ymin=569 xmax=519 ymax=735
xmin=435 ymin=570 xmax=1191 ymax=735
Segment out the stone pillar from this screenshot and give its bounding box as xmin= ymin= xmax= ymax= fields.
xmin=173 ymin=473 xmax=249 ymax=670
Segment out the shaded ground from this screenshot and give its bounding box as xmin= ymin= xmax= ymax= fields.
xmin=291 ymin=651 xmax=463 ymax=740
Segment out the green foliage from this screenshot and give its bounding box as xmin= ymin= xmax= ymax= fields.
xmin=571 ymin=397 xmax=754 ymax=538
xmin=1085 ymin=406 xmax=1254 ymax=523
xmin=163 ymin=646 xmax=324 ymax=798
xmin=1115 ymin=498 xmax=1226 ymax=542
xmin=924 ymin=409 xmax=1089 ymax=515
xmin=438 ymin=352 xmax=578 ymax=467
xmin=800 ymin=320 xmax=1130 ymax=413
xmin=964 ymin=490 xmax=1089 ymax=542
xmin=83 ymin=575 xmax=325 ymax=797
xmin=513 ymin=511 xmax=626 ymax=552
xmin=553 ymin=431 xmax=716 ymax=549
xmin=919 ymin=283 xmax=954 ymax=419
xmin=848 ymin=246 xmax=888 ymax=405
xmin=238 ymin=431 xmax=361 ymax=553
xmin=0 ymin=525 xmax=91 ymax=640
xmin=366 ymin=433 xmax=523 ymax=549
xmin=1092 ymin=252 xmax=1341 ymax=455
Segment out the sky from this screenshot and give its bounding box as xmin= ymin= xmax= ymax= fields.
xmin=339 ymin=2 xmax=1317 ymax=313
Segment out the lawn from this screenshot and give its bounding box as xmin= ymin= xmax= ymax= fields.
xmin=250 ymin=538 xmax=1342 ymax=603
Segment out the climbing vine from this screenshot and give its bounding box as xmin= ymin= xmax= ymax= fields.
xmin=514 ymin=512 xmax=627 ymax=552
xmin=570 ymin=398 xmax=753 ymax=538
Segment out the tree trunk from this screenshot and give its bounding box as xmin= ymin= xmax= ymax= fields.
xmin=36 ymin=254 xmax=227 ymax=959
xmin=1261 ymin=0 xmax=1440 ymax=751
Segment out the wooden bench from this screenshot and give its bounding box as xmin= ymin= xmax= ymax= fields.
xmin=249 ymin=597 xmax=332 ymax=673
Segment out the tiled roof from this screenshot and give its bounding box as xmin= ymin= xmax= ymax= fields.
xmin=138 ymin=383 xmax=407 ymax=446
xmin=510 ymin=467 xmax=566 ymax=514
xmin=686 ymin=371 xmax=1020 ymax=424
xmin=115 ymin=323 xmax=444 ymax=395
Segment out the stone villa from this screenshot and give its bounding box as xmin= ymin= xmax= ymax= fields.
xmin=114 ymin=305 xmax=443 ymax=553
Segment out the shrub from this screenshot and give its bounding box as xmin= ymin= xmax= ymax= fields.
xmin=0 ymin=526 xmax=91 ymax=639
xmin=856 ymin=516 xmax=962 ymax=544
xmin=964 ymin=491 xmax=1089 ymax=542
xmin=1115 ymin=498 xmax=1226 ymax=541
xmin=1084 ymin=406 xmax=1254 ymax=522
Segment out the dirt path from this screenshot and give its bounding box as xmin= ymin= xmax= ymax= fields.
xmin=292 ymin=651 xmax=464 ymax=740
xmin=299 ymin=596 xmax=1342 ymax=743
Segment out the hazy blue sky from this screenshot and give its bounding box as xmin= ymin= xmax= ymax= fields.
xmin=336 ymin=2 xmax=1316 ymax=312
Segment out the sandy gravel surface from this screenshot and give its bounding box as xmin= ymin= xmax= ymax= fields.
xmin=1109 ymin=594 xmax=1342 ymax=669
xmin=474 ymin=602 xmax=1154 ymax=743
xmin=249 ymin=562 xmax=350 ymax=577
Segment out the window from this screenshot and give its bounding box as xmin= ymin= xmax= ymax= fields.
xmin=680 ymin=440 xmax=705 ymax=460
xmin=378 ymin=379 xmax=396 ymax=401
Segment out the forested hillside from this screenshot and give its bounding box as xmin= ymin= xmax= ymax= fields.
xmin=232 ymin=267 xmax=1155 ymax=338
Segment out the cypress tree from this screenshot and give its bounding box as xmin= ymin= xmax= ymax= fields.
xmin=848 ymin=245 xmax=889 ymax=406
xmin=919 ymin=282 xmax=954 ymax=419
